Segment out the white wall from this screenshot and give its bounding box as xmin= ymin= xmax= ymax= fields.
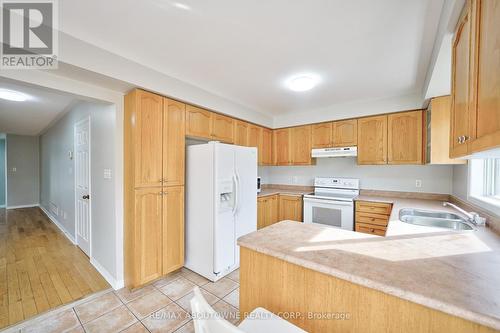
xmin=452 ymin=164 xmax=468 ymax=200
xmin=259 ymin=158 xmax=453 ymax=194
xmin=6 ymin=134 xmax=39 ymax=207
xmin=40 ymin=101 xmax=119 ymax=287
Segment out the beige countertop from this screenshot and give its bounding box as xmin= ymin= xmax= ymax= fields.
xmin=258 ymin=188 xmax=312 ymax=198
xmin=238 ymin=197 xmax=500 ymax=330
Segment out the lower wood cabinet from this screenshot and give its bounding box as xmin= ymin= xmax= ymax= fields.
xmin=354 ymin=200 xmax=392 ymax=236
xmin=125 ymin=186 xmax=184 ymax=288
xmin=257 ymin=194 xmax=303 ymax=229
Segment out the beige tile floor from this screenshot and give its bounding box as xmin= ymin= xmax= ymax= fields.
xmin=6 ymin=267 xmax=240 ymax=333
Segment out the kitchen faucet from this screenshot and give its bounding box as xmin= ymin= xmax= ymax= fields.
xmin=443 ymin=202 xmax=485 ymax=226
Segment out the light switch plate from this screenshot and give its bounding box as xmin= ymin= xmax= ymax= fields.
xmin=103 ymin=168 xmax=112 ymax=179
xmin=415 ymin=179 xmax=422 ymax=188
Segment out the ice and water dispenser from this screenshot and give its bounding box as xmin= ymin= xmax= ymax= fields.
xmin=217 ymin=179 xmax=235 ymax=212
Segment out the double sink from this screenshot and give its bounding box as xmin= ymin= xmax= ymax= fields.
xmin=399 ymin=208 xmax=475 ymax=231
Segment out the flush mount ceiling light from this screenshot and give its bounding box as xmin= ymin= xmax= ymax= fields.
xmin=0 ymin=89 xmax=30 ymax=102
xmin=286 ymin=74 xmax=320 ymax=92
xmin=172 ymin=2 xmax=191 ymax=10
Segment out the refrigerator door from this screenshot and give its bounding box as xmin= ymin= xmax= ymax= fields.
xmin=213 ymin=143 xmax=236 ymax=275
xmin=234 ymin=146 xmax=258 ymax=265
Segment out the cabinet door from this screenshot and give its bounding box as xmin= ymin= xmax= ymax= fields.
xmin=162 ymin=186 xmax=184 ymax=274
xmin=278 ymin=195 xmax=303 ymax=222
xmin=133 ymin=90 xmax=163 ymax=188
xmin=357 ymin=115 xmax=388 ymax=165
xmin=186 ymin=105 xmax=212 ymax=139
xmin=388 ymin=111 xmax=423 ymax=164
xmin=212 ymin=113 xmax=234 ymax=143
xmin=234 ymin=120 xmax=249 ymax=146
xmin=261 ymin=128 xmax=273 ymax=165
xmin=248 ymin=125 xmax=262 ymax=164
xmin=332 ymin=119 xmax=357 ymax=147
xmin=450 ymin=5 xmax=473 ymax=157
xmin=163 ymin=99 xmax=185 ymax=186
xmin=291 ymin=125 xmax=312 ymax=165
xmin=273 ymin=129 xmax=291 ymax=165
xmin=269 ymin=195 xmax=279 ymax=225
xmin=134 ymin=188 xmax=163 ymax=285
xmin=257 ymin=197 xmax=267 ymax=229
xmin=470 ymin=0 xmax=500 ymax=153
xmin=312 ymin=123 xmax=332 ymax=148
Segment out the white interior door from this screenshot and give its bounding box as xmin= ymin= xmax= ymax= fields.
xmin=75 ymin=117 xmax=91 ymax=256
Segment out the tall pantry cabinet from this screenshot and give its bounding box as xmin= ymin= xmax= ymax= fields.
xmin=124 ymin=89 xmax=185 ymax=288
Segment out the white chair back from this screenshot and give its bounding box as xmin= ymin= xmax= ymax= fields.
xmin=190 ymin=286 xmax=245 ymax=333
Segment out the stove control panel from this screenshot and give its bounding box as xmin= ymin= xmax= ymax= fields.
xmin=314 ymin=177 xmax=360 ymax=190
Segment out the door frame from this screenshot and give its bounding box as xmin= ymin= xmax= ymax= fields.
xmin=74 ymin=116 xmax=92 ymax=257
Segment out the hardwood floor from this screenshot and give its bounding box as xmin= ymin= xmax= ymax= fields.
xmin=0 ymin=207 xmax=110 ymax=329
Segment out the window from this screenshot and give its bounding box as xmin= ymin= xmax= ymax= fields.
xmin=469 ymin=159 xmax=500 ymax=211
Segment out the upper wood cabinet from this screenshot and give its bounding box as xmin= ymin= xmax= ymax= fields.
xmin=261 ymin=128 xmax=273 ymax=165
xmin=212 ymin=113 xmax=234 ymax=143
xmin=162 ymin=186 xmax=184 ymax=274
xmin=428 ymin=96 xmax=466 ymax=164
xmin=234 ymin=120 xmax=249 ymax=146
xmin=387 ymin=111 xmax=423 ymax=164
xmin=469 ymin=0 xmax=500 ymax=153
xmin=357 ymin=115 xmax=388 ymax=165
xmin=278 ymin=195 xmax=303 ymax=222
xmin=186 ymin=105 xmax=212 ymax=139
xmin=273 ymin=128 xmax=291 ymax=165
xmin=312 ymin=122 xmax=333 ymax=148
xmin=163 ymin=99 xmax=186 ymax=186
xmin=332 ymin=119 xmax=357 ymax=147
xmin=291 ymin=125 xmax=312 ymax=165
xmin=450 ymin=3 xmax=473 ymax=158
xmin=126 ymin=90 xmax=163 ymax=188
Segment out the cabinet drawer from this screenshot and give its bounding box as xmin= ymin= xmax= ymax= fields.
xmin=356 ymin=201 xmax=392 ymax=215
xmin=355 ymin=212 xmax=389 ymax=227
xmin=355 ymin=222 xmax=386 ymax=236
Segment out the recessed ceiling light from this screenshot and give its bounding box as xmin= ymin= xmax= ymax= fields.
xmin=0 ymin=89 xmax=30 ymax=102
xmin=287 ymin=74 xmax=320 ymax=92
xmin=172 ymin=2 xmax=191 ymax=10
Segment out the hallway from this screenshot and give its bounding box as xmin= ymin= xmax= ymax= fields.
xmin=0 ymin=207 xmax=109 ymax=329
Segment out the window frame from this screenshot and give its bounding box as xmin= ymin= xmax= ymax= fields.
xmin=468 ymin=159 xmax=500 ymax=215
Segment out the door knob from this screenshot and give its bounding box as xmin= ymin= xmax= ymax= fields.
xmin=82 ymin=195 xmax=90 ymax=199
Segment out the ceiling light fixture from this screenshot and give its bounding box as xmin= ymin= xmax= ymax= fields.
xmin=286 ymin=74 xmax=320 ymax=92
xmin=0 ymin=89 xmax=30 ymax=102
xmin=172 ymin=2 xmax=191 ymax=10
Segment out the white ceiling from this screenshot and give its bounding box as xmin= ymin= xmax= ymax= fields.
xmin=0 ymin=78 xmax=77 ymax=135
xmin=59 ymin=0 xmax=445 ymax=116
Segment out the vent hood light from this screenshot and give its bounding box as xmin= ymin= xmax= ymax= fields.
xmin=0 ymin=89 xmax=30 ymax=102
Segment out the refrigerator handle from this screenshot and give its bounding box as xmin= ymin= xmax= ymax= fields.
xmin=232 ymin=173 xmax=239 ymax=216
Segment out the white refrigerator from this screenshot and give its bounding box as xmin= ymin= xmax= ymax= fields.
xmin=185 ymin=141 xmax=257 ymax=282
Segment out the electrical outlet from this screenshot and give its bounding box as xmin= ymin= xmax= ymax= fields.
xmin=415 ymin=179 xmax=422 ymax=188
xmin=292 ymin=176 xmax=299 ymax=184
xmin=12 ymin=167 xmax=16 ymax=172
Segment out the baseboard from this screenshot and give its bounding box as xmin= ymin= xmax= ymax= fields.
xmin=90 ymin=258 xmax=124 ymax=290
xmin=39 ymin=205 xmax=77 ymax=244
xmin=6 ymin=203 xmax=39 ymax=209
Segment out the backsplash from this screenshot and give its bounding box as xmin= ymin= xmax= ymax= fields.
xmin=259 ymin=157 xmax=453 ymax=194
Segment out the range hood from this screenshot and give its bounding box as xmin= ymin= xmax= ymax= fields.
xmin=311 ymin=146 xmax=357 ymax=158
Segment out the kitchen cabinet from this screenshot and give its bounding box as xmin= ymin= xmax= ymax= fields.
xmin=278 ymin=195 xmax=303 ymax=222
xmin=387 ymin=110 xmax=424 ymax=164
xmin=357 ymin=115 xmax=388 ymax=165
xmin=257 ymin=195 xmax=279 ymax=229
xmin=125 ymin=89 xmax=185 ymax=288
xmin=291 ymin=125 xmax=312 ymax=165
xmin=312 ymin=122 xmax=333 ymax=148
xmin=469 ymin=0 xmax=500 ymax=154
xmin=355 ymin=201 xmax=392 ymax=236
xmin=186 ymin=105 xmax=212 ymax=140
xmin=212 ymin=113 xmax=234 ymax=143
xmin=273 ymin=128 xmax=291 ymax=165
xmin=427 ymin=96 xmax=466 ymax=164
xmin=162 ymin=186 xmax=184 ymax=274
xmin=234 ymin=120 xmax=249 ymax=146
xmin=163 ymin=99 xmax=186 ymax=186
xmin=332 ymin=119 xmax=357 ymax=147
xmin=261 ymin=128 xmax=273 ymax=165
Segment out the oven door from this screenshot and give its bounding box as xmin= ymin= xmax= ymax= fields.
xmin=303 ymin=197 xmax=354 ymax=230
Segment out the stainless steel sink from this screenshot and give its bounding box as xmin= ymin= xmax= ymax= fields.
xmin=399 ymin=208 xmax=475 ymax=231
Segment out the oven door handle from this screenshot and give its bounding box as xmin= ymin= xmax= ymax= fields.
xmin=303 ymin=197 xmax=354 ymax=205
